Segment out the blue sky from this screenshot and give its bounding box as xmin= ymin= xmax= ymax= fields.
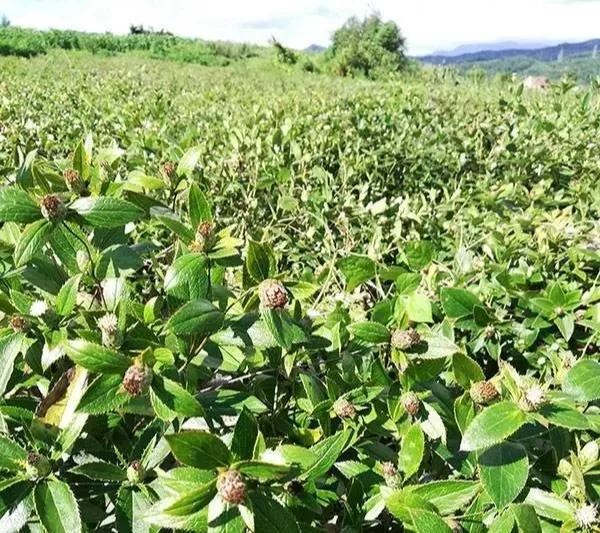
xmin=0 ymin=0 xmax=599 ymax=54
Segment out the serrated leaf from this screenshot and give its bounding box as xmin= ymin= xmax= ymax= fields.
xmin=0 ymin=187 xmax=41 ymax=223
xmin=399 ymin=423 xmax=424 ymax=479
xmin=70 ymin=197 xmax=144 ymax=228
xmin=34 ymin=480 xmax=82 ymax=533
xmin=461 ymin=402 xmax=526 ymax=451
xmin=64 ymin=340 xmax=131 ymax=374
xmin=166 ymin=431 xmax=232 ymax=469
xmin=563 ymin=360 xmax=600 ymax=401
xmin=168 ymin=299 xmax=224 ymax=337
xmin=14 ymin=219 xmax=54 ymax=267
xmin=347 ymin=321 xmax=390 ymax=343
xmin=440 ymin=288 xmax=481 ymax=319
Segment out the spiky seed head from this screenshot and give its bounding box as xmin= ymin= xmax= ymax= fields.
xmin=63 ymin=168 xmax=85 ymax=194
xmin=122 ymin=364 xmax=153 ymax=396
xmin=401 ymin=392 xmax=420 ymax=416
xmin=40 ymin=194 xmax=65 ymax=221
xmin=98 ymin=313 xmax=122 ymax=348
xmin=470 ymin=381 xmax=498 ymax=405
xmin=9 ymin=314 xmax=28 ymax=333
xmin=25 ymin=452 xmax=51 ymax=478
xmin=390 ymin=328 xmax=421 ymax=350
xmin=217 ymin=470 xmax=246 ymax=505
xmin=258 ymin=279 xmax=288 ymax=310
xmin=575 ymin=504 xmax=597 ymax=529
xmin=126 ymin=460 xmax=145 ymax=484
xmin=522 ymin=384 xmax=546 ymax=411
xmin=30 ymin=300 xmax=49 ymax=318
xmin=333 ymin=398 xmax=356 ymax=419
xmin=381 ymin=461 xmax=401 ymax=488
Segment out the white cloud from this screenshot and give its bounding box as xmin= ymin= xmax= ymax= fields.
xmin=1 ymin=0 xmax=600 ymax=54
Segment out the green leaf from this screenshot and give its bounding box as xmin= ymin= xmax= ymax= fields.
xmin=64 ymin=339 xmax=131 ymax=374
xmin=188 ymin=183 xmax=212 ymax=227
xmin=55 ymin=274 xmax=81 ymax=316
xmin=0 ymin=333 xmax=26 ymax=397
xmin=453 ymin=353 xmax=485 ymax=390
xmin=95 ymin=244 xmax=143 ymax=279
xmin=34 ymin=479 xmax=82 ymax=533
xmin=301 ymin=430 xmax=352 ymax=482
xmin=405 ymin=292 xmax=433 ymax=323
xmin=168 ymin=299 xmax=224 ymax=337
xmin=399 ymin=423 xmax=424 ymax=479
xmin=411 ymin=510 xmax=452 ymax=533
xmin=523 ymin=489 xmax=574 ymax=523
xmin=385 ymin=490 xmax=437 ymax=525
xmin=150 ymin=376 xmax=205 ymax=420
xmin=563 ymin=360 xmax=600 ymax=401
xmin=78 ymin=374 xmax=130 ymax=414
xmin=166 ymin=431 xmax=232 ymax=469
xmin=249 ymin=492 xmax=301 ymax=533
xmin=14 ymin=219 xmax=54 ymax=267
xmin=460 ymin=402 xmax=526 ymax=451
xmin=73 ymin=136 xmax=92 ymax=180
xmin=0 ymin=436 xmax=27 ymax=472
xmin=478 ymin=442 xmax=529 ymax=508
xmin=0 ymin=187 xmax=41 ymax=223
xmin=233 ymin=461 xmax=293 ymax=480
xmin=164 ymin=254 xmax=209 ymax=301
xmin=407 ymin=480 xmax=480 ymax=515
xmin=177 ymin=146 xmax=202 ymax=177
xmin=510 ymin=503 xmax=542 ymax=533
xmin=231 ymin=408 xmax=258 ymax=461
xmin=145 ymin=479 xmax=216 ymax=531
xmin=347 ymin=321 xmax=390 ymax=343
xmin=404 ymin=240 xmax=434 ymax=271
xmin=440 ymin=288 xmax=481 ymax=319
xmin=538 ymin=403 xmax=589 ymax=430
xmin=70 ymin=197 xmax=144 ymax=228
xmin=246 ymin=241 xmax=271 ymax=283
xmin=261 ymin=309 xmax=306 ymax=351
xmin=337 ymin=255 xmax=376 ymax=291
xmin=150 ymin=206 xmax=194 ymax=242
xmin=70 ymin=461 xmax=126 ymax=481
xmin=115 ymin=486 xmax=155 ymax=533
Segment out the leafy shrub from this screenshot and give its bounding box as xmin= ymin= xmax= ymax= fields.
xmin=0 ymin=53 xmax=598 ymax=531
xmin=330 ymin=13 xmax=407 ymax=78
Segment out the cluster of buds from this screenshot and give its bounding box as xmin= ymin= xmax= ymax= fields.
xmin=25 ymin=452 xmax=51 ymax=479
xmin=575 ymin=504 xmax=598 ymax=530
xmin=9 ymin=314 xmax=29 ymax=333
xmin=401 ymin=392 xmax=420 ymax=417
xmin=333 ymin=398 xmax=356 ymax=419
xmin=122 ymin=364 xmax=153 ymax=396
xmin=189 ymin=221 xmax=214 ymax=253
xmin=470 ymin=380 xmax=499 ymax=405
xmin=258 ymin=279 xmax=288 ymax=310
xmin=520 ymin=384 xmax=546 ymax=411
xmin=98 ymin=313 xmax=122 ymax=348
xmin=217 ymin=470 xmax=246 ymax=505
xmin=126 ymin=459 xmax=145 ymax=484
xmin=390 ymin=328 xmax=421 ymax=351
xmin=381 ymin=461 xmax=401 ymax=488
xmin=40 ymin=194 xmax=66 ymax=221
xmin=63 ymin=168 xmax=85 ymax=194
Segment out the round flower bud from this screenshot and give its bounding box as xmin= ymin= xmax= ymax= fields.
xmin=162 ymin=162 xmax=176 ymax=183
xmin=575 ymin=504 xmax=597 ymax=529
xmin=581 ymin=441 xmax=599 ymax=465
xmin=333 ymin=398 xmax=356 ymax=419
xmin=40 ymin=194 xmax=66 ymax=221
xmin=189 ymin=221 xmax=215 ymax=253
xmin=9 ymin=314 xmax=29 ymax=333
xmin=390 ymin=328 xmax=421 ymax=350
xmin=401 ymin=392 xmax=420 ymax=417
xmin=521 ymin=384 xmax=546 ymax=411
xmin=26 ymin=452 xmax=51 ymax=478
xmin=558 ymin=459 xmax=572 ymax=478
xmin=217 ymin=470 xmax=246 ymax=505
xmin=122 ymin=364 xmax=153 ymax=396
xmin=63 ymin=169 xmax=85 ymax=194
xmin=470 ymin=381 xmax=498 ymax=405
xmin=258 ymin=279 xmax=288 ymax=310
xmin=381 ymin=461 xmax=400 ymax=488
xmin=98 ymin=313 xmax=122 ymax=348
xmin=126 ymin=460 xmax=145 ymax=484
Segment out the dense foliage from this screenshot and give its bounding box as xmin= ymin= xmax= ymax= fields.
xmin=0 ymin=52 xmax=599 ymax=532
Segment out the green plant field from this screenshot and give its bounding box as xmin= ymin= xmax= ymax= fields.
xmin=0 ymin=51 xmax=599 ymax=532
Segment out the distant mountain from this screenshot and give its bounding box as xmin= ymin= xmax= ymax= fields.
xmin=304 ymin=44 xmax=327 ymax=53
xmin=420 ymin=38 xmax=600 ymax=64
xmin=431 ymin=41 xmax=560 ymax=57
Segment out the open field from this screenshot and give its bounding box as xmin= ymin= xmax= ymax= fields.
xmin=0 ymin=50 xmax=599 ymax=531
